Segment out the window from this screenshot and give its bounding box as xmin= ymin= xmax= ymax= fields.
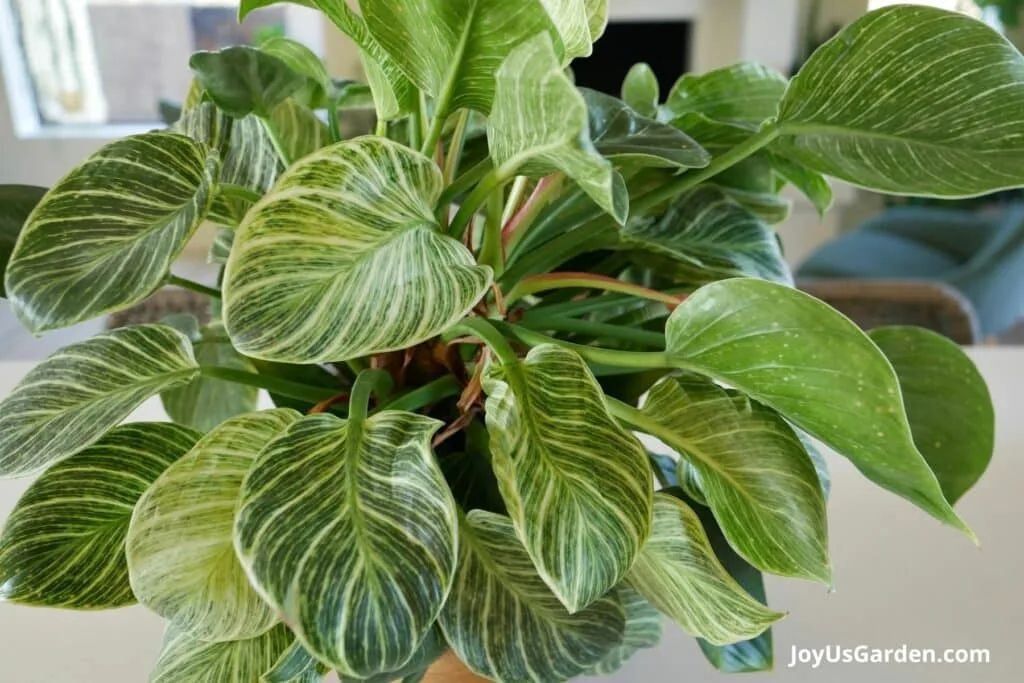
xmin=0 ymin=0 xmax=322 ymax=137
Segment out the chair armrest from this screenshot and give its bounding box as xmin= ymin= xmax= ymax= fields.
xmin=796 ymin=278 xmax=981 ymax=346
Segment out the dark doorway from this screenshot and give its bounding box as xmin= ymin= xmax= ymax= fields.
xmin=571 ymin=21 xmax=693 ymax=98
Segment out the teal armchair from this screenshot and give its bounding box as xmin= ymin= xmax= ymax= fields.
xmin=798 ymin=205 xmax=1024 ymax=339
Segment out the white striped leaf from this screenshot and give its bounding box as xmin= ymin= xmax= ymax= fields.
xmin=776 ymin=5 xmax=1024 ymax=197
xmin=482 ymin=344 xmax=653 ymax=613
xmin=627 ymin=494 xmax=784 ymax=645
xmin=190 ymin=46 xmax=305 ymax=119
xmin=583 ymin=586 xmax=663 ymax=677
xmin=581 ymin=88 xmax=710 ymax=169
xmin=439 ymin=510 xmax=627 ymax=683
xmin=234 ymin=411 xmax=458 ymax=678
xmin=620 ymin=185 xmax=791 ymax=285
xmin=538 ymin=0 xmax=604 ymax=61
xmin=360 ymin=0 xmax=559 ymax=115
xmin=240 ymin=1 xmax=416 ymax=120
xmin=210 ymin=227 xmax=234 ymax=265
xmin=127 ymin=410 xmax=301 ymax=642
xmin=635 ymin=375 xmax=831 ymax=585
xmin=662 ymin=63 xmax=787 ymax=127
xmin=267 ymin=98 xmax=331 ymax=162
xmin=4 ymin=133 xmax=220 ymax=332
xmin=489 ymin=34 xmax=627 ymax=224
xmin=713 ymin=184 xmax=791 ymax=226
xmin=264 ymin=641 xmax=329 ymax=683
xmin=162 ymin=323 xmax=260 ymax=433
xmin=260 ymin=37 xmax=332 ymax=109
xmin=174 ymin=102 xmax=281 ymax=226
xmin=870 ymin=327 xmax=994 ymax=505
xmin=621 ymin=63 xmax=660 ymax=118
xmin=338 ymin=628 xmax=448 ymax=683
xmin=0 ymin=185 xmax=47 ymax=299
xmin=0 ymin=324 xmax=199 ymax=478
xmin=665 ymin=278 xmax=971 ymax=536
xmin=584 ymin=0 xmax=608 ymax=42
xmin=0 ymin=423 xmax=200 ymax=608
xmin=224 ymin=137 xmax=492 ymax=363
xmin=150 ymin=624 xmax=293 ymax=683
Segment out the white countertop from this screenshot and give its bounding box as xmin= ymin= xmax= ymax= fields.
xmin=0 ymin=349 xmax=1020 ymax=682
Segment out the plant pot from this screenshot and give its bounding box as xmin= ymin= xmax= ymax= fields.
xmin=421 ymin=652 xmax=488 ymax=683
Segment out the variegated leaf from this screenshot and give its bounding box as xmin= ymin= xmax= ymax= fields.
xmin=628 ymin=494 xmax=784 ymax=645
xmin=621 ymin=63 xmax=660 ymax=118
xmin=584 ymin=0 xmax=608 ymax=42
xmin=239 ymin=1 xmax=416 ymax=120
xmin=210 ymin=227 xmax=234 ymax=265
xmin=260 ymin=37 xmax=332 ymax=108
xmin=665 ymin=278 xmax=971 ymax=535
xmin=189 ymin=46 xmax=305 ymax=118
xmin=870 ymin=326 xmax=994 ymax=505
xmin=634 ymin=375 xmax=831 ymax=584
xmin=267 ymin=98 xmax=331 ymax=162
xmin=162 ymin=323 xmax=259 ymax=432
xmin=581 ymin=88 xmax=710 ymax=169
xmin=662 ymin=62 xmax=787 ymax=127
xmin=338 ymin=627 xmax=448 ymax=683
xmin=224 ymin=137 xmax=491 ymax=363
xmin=150 ymin=624 xmax=293 ymax=683
xmin=0 ymin=325 xmax=199 ymax=478
xmin=0 ymin=185 xmax=47 ymax=298
xmin=714 ymin=184 xmax=791 ymax=225
xmin=264 ymin=641 xmax=329 ymax=683
xmin=583 ymin=586 xmax=663 ymax=676
xmin=127 ymin=410 xmax=300 ymax=642
xmin=620 ymin=185 xmax=792 ymax=285
xmin=360 ymin=0 xmax=559 ymax=115
xmin=489 ymin=34 xmax=627 ymax=224
xmin=439 ymin=510 xmax=626 ymax=683
xmin=776 ymin=5 xmax=1024 ymax=196
xmin=234 ymin=411 xmax=458 ymax=678
xmin=482 ymin=344 xmax=653 ymax=613
xmin=4 ymin=134 xmax=219 ymax=332
xmin=0 ymin=423 xmax=200 ymax=608
xmin=539 ymin=0 xmax=606 ymax=60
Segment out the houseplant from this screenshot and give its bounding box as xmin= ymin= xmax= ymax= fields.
xmin=0 ymin=1 xmax=1014 ymax=680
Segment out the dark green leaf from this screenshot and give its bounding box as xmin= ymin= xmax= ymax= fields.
xmin=581 ymin=88 xmax=710 ymax=169
xmin=584 ymin=586 xmax=663 ymax=676
xmin=0 ymin=184 xmax=47 ymax=299
xmin=663 ymin=62 xmax=787 ymax=126
xmin=190 ymin=46 xmax=305 ymax=118
xmin=869 ymin=326 xmax=994 ymax=504
xmin=619 ymin=185 xmax=792 ymax=285
xmin=0 ymin=423 xmax=200 ymax=608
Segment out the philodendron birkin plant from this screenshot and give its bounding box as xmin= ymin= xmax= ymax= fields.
xmin=0 ymin=1 xmax=1014 ymax=681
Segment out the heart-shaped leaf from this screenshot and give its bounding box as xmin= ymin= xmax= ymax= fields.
xmin=627 ymin=494 xmax=784 ymax=645
xmin=0 ymin=185 xmax=47 ymax=299
xmin=0 ymin=324 xmax=199 ymax=478
xmin=234 ymin=411 xmax=458 ymax=678
xmin=665 ymin=278 xmax=971 ymax=536
xmin=128 ymin=410 xmax=301 ymax=642
xmin=240 ymin=1 xmax=416 ymax=120
xmin=489 ymin=34 xmax=627 ymax=224
xmin=776 ymin=5 xmax=1024 ymax=196
xmin=622 ymin=63 xmax=660 ymax=118
xmin=482 ymin=344 xmax=653 ymax=612
xmin=224 ymin=137 xmax=491 ymax=363
xmin=583 ymin=586 xmax=663 ymax=676
xmin=190 ymin=46 xmax=306 ymax=118
xmin=869 ymin=327 xmax=994 ymax=504
xmin=259 ymin=37 xmax=332 ymax=109
xmin=161 ymin=323 xmax=260 ymax=433
xmin=0 ymin=423 xmax=200 ymax=609
xmin=4 ymin=133 xmax=220 ymax=332
xmin=662 ymin=62 xmax=787 ymax=127
xmin=630 ymin=375 xmax=831 ymax=585
xmin=150 ymin=624 xmax=293 ymax=683
xmin=360 ymin=0 xmax=559 ymax=114
xmin=581 ymin=88 xmax=710 ymax=169
xmin=439 ymin=510 xmax=626 ymax=683
xmin=620 ymin=185 xmax=792 ymax=285
xmin=174 ymin=103 xmax=281 ymax=226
